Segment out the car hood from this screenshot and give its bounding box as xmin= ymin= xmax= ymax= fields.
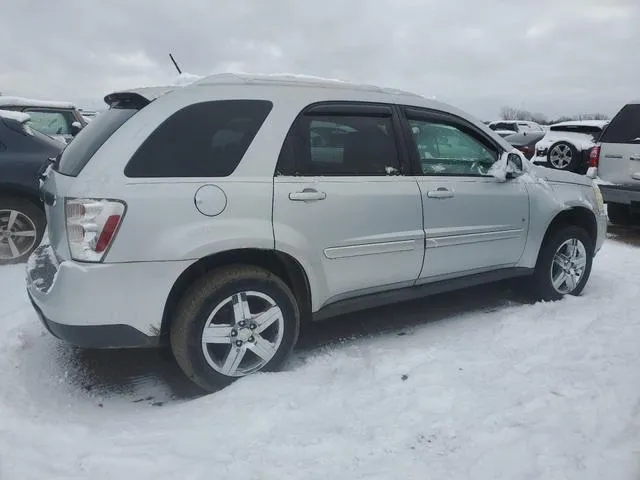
xmin=528 ymin=163 xmax=593 ymax=187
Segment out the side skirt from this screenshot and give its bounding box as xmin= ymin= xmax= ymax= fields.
xmin=312 ymin=267 xmax=533 ymax=321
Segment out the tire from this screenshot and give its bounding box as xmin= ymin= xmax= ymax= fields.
xmin=530 ymin=225 xmax=594 ymax=302
xmin=0 ymin=196 xmax=46 ymax=265
xmin=607 ymin=203 xmax=637 ymax=226
xmin=170 ymin=265 xmax=300 ymax=392
xmin=547 ymin=141 xmax=580 ymax=172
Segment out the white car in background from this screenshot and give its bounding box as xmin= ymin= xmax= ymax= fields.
xmin=488 ymin=120 xmax=544 ymax=138
xmin=533 ymin=120 xmax=608 ymax=174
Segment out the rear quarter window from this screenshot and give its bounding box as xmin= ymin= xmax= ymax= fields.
xmin=599 ymin=104 xmax=640 ymax=144
xmin=124 ymin=100 xmax=273 ymax=178
xmin=56 ymin=107 xmax=137 ymax=176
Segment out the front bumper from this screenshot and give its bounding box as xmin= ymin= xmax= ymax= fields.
xmin=26 ymin=244 xmax=194 ymax=348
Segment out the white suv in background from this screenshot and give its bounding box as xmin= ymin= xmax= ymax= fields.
xmin=26 ymin=74 xmax=607 ymax=392
xmin=589 ymin=102 xmax=640 ymax=225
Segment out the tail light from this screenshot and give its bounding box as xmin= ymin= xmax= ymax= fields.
xmin=589 ymin=145 xmax=600 ymax=168
xmin=65 ymin=198 xmax=126 ymax=262
xmin=516 ymin=145 xmax=534 ymax=159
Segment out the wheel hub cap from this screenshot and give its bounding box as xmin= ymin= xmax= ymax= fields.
xmin=550 ymin=238 xmax=587 ymax=294
xmin=0 ymin=209 xmax=38 ymax=261
xmin=200 ymin=291 xmax=284 ymax=377
xmin=550 ymin=145 xmax=573 ymax=169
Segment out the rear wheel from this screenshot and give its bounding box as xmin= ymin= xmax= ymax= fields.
xmin=170 ymin=265 xmax=300 ymax=392
xmin=530 ymin=225 xmax=593 ymax=301
xmin=0 ymin=196 xmax=45 ymax=265
xmin=547 ymin=141 xmax=580 ymax=172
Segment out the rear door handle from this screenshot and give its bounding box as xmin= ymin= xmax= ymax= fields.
xmin=426 ymin=187 xmax=454 ymax=199
xmin=630 ymin=155 xmax=640 ymax=161
xmin=288 ymin=188 xmax=327 ymax=202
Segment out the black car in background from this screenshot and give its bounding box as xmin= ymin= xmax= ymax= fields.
xmin=0 ymin=111 xmax=64 ymax=264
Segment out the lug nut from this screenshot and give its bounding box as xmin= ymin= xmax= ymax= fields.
xmin=249 ymin=324 xmax=257 ymax=330
xmin=248 ymin=336 xmax=255 ymax=343
xmin=239 ymin=321 xmax=246 ymax=327
xmin=235 ymin=340 xmax=243 ymax=347
xmin=230 ymin=329 xmax=237 ymax=337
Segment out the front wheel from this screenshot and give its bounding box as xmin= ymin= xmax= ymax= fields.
xmin=170 ymin=265 xmax=300 ymax=392
xmin=530 ymin=225 xmax=594 ymax=301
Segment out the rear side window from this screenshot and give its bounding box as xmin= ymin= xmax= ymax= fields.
xmin=124 ymin=100 xmax=273 ymax=178
xmin=279 ymin=113 xmax=401 ymax=176
xmin=599 ymin=104 xmax=640 ymax=144
xmin=57 ymin=107 xmax=137 ymax=176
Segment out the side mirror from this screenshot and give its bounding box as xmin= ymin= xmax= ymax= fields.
xmin=70 ymin=121 xmax=83 ymax=135
xmin=506 ymin=152 xmax=523 ymax=179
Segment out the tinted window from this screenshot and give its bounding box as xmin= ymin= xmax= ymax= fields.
xmin=125 ymin=100 xmax=273 ymax=178
xmin=599 ymin=104 xmax=640 ymax=144
xmin=56 ymin=107 xmax=137 ymax=176
xmin=409 ymin=119 xmax=498 ymax=176
xmin=490 ymin=122 xmax=517 ymax=132
xmin=287 ymin=114 xmax=400 ymax=176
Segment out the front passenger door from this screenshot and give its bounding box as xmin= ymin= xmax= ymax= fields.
xmin=403 ymin=108 xmax=530 ymax=281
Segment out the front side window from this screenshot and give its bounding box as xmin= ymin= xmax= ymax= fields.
xmin=125 ymin=100 xmax=273 ymax=178
xmin=290 ymin=114 xmax=401 ymax=176
xmin=409 ymin=119 xmax=498 ymax=176
xmin=25 ymin=110 xmax=73 ymax=136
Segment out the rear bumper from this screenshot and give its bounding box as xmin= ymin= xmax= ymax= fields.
xmin=26 ymin=244 xmax=193 ymax=348
xmin=28 ymin=293 xmax=159 ymax=348
xmin=599 ymin=185 xmax=640 ymax=205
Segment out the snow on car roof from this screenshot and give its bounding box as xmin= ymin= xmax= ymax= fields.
xmin=550 ymin=120 xmax=608 ymax=129
xmin=0 ymin=109 xmax=30 ymax=123
xmin=0 ymin=95 xmax=76 ymax=109
xmin=193 ymin=72 xmax=423 ymax=97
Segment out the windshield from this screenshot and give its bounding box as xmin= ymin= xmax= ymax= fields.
xmin=56 ymin=107 xmax=137 ymax=176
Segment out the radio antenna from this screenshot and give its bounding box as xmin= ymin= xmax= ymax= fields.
xmin=169 ymin=53 xmax=182 ymax=74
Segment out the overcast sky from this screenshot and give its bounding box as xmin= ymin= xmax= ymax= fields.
xmin=1 ymin=0 xmax=638 ymax=119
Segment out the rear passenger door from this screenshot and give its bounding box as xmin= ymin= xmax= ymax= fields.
xmin=272 ymin=103 xmax=424 ymax=308
xmin=598 ymin=104 xmax=640 ymax=188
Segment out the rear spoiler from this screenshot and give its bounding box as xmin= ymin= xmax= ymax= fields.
xmin=103 ymin=86 xmax=176 ymax=109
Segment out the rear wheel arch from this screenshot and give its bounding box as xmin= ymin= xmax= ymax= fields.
xmin=0 ymin=184 xmax=42 ymax=210
xmin=159 ymin=248 xmax=312 ymax=344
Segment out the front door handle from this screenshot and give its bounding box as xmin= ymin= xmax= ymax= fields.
xmin=426 ymin=187 xmax=454 ymax=199
xmin=289 ymin=188 xmax=327 ymax=202
xmin=630 ymin=155 xmax=640 ymax=162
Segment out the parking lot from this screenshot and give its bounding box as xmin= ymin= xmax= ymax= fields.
xmin=1 ymin=224 xmax=639 ymax=479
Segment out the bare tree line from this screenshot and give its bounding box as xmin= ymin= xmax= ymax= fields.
xmin=500 ymin=106 xmax=609 ymax=125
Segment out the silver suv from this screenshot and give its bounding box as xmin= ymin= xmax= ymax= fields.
xmin=26 ymin=74 xmax=607 ymax=391
xmin=588 ymin=101 xmax=640 ymax=225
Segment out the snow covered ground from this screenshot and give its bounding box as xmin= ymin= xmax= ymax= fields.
xmin=1 ymin=237 xmax=639 ymax=479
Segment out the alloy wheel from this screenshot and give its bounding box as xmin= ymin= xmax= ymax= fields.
xmin=550 ymin=238 xmax=587 ymax=294
xmin=0 ymin=209 xmax=38 ymax=261
xmin=201 ymin=291 xmax=285 ymax=377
